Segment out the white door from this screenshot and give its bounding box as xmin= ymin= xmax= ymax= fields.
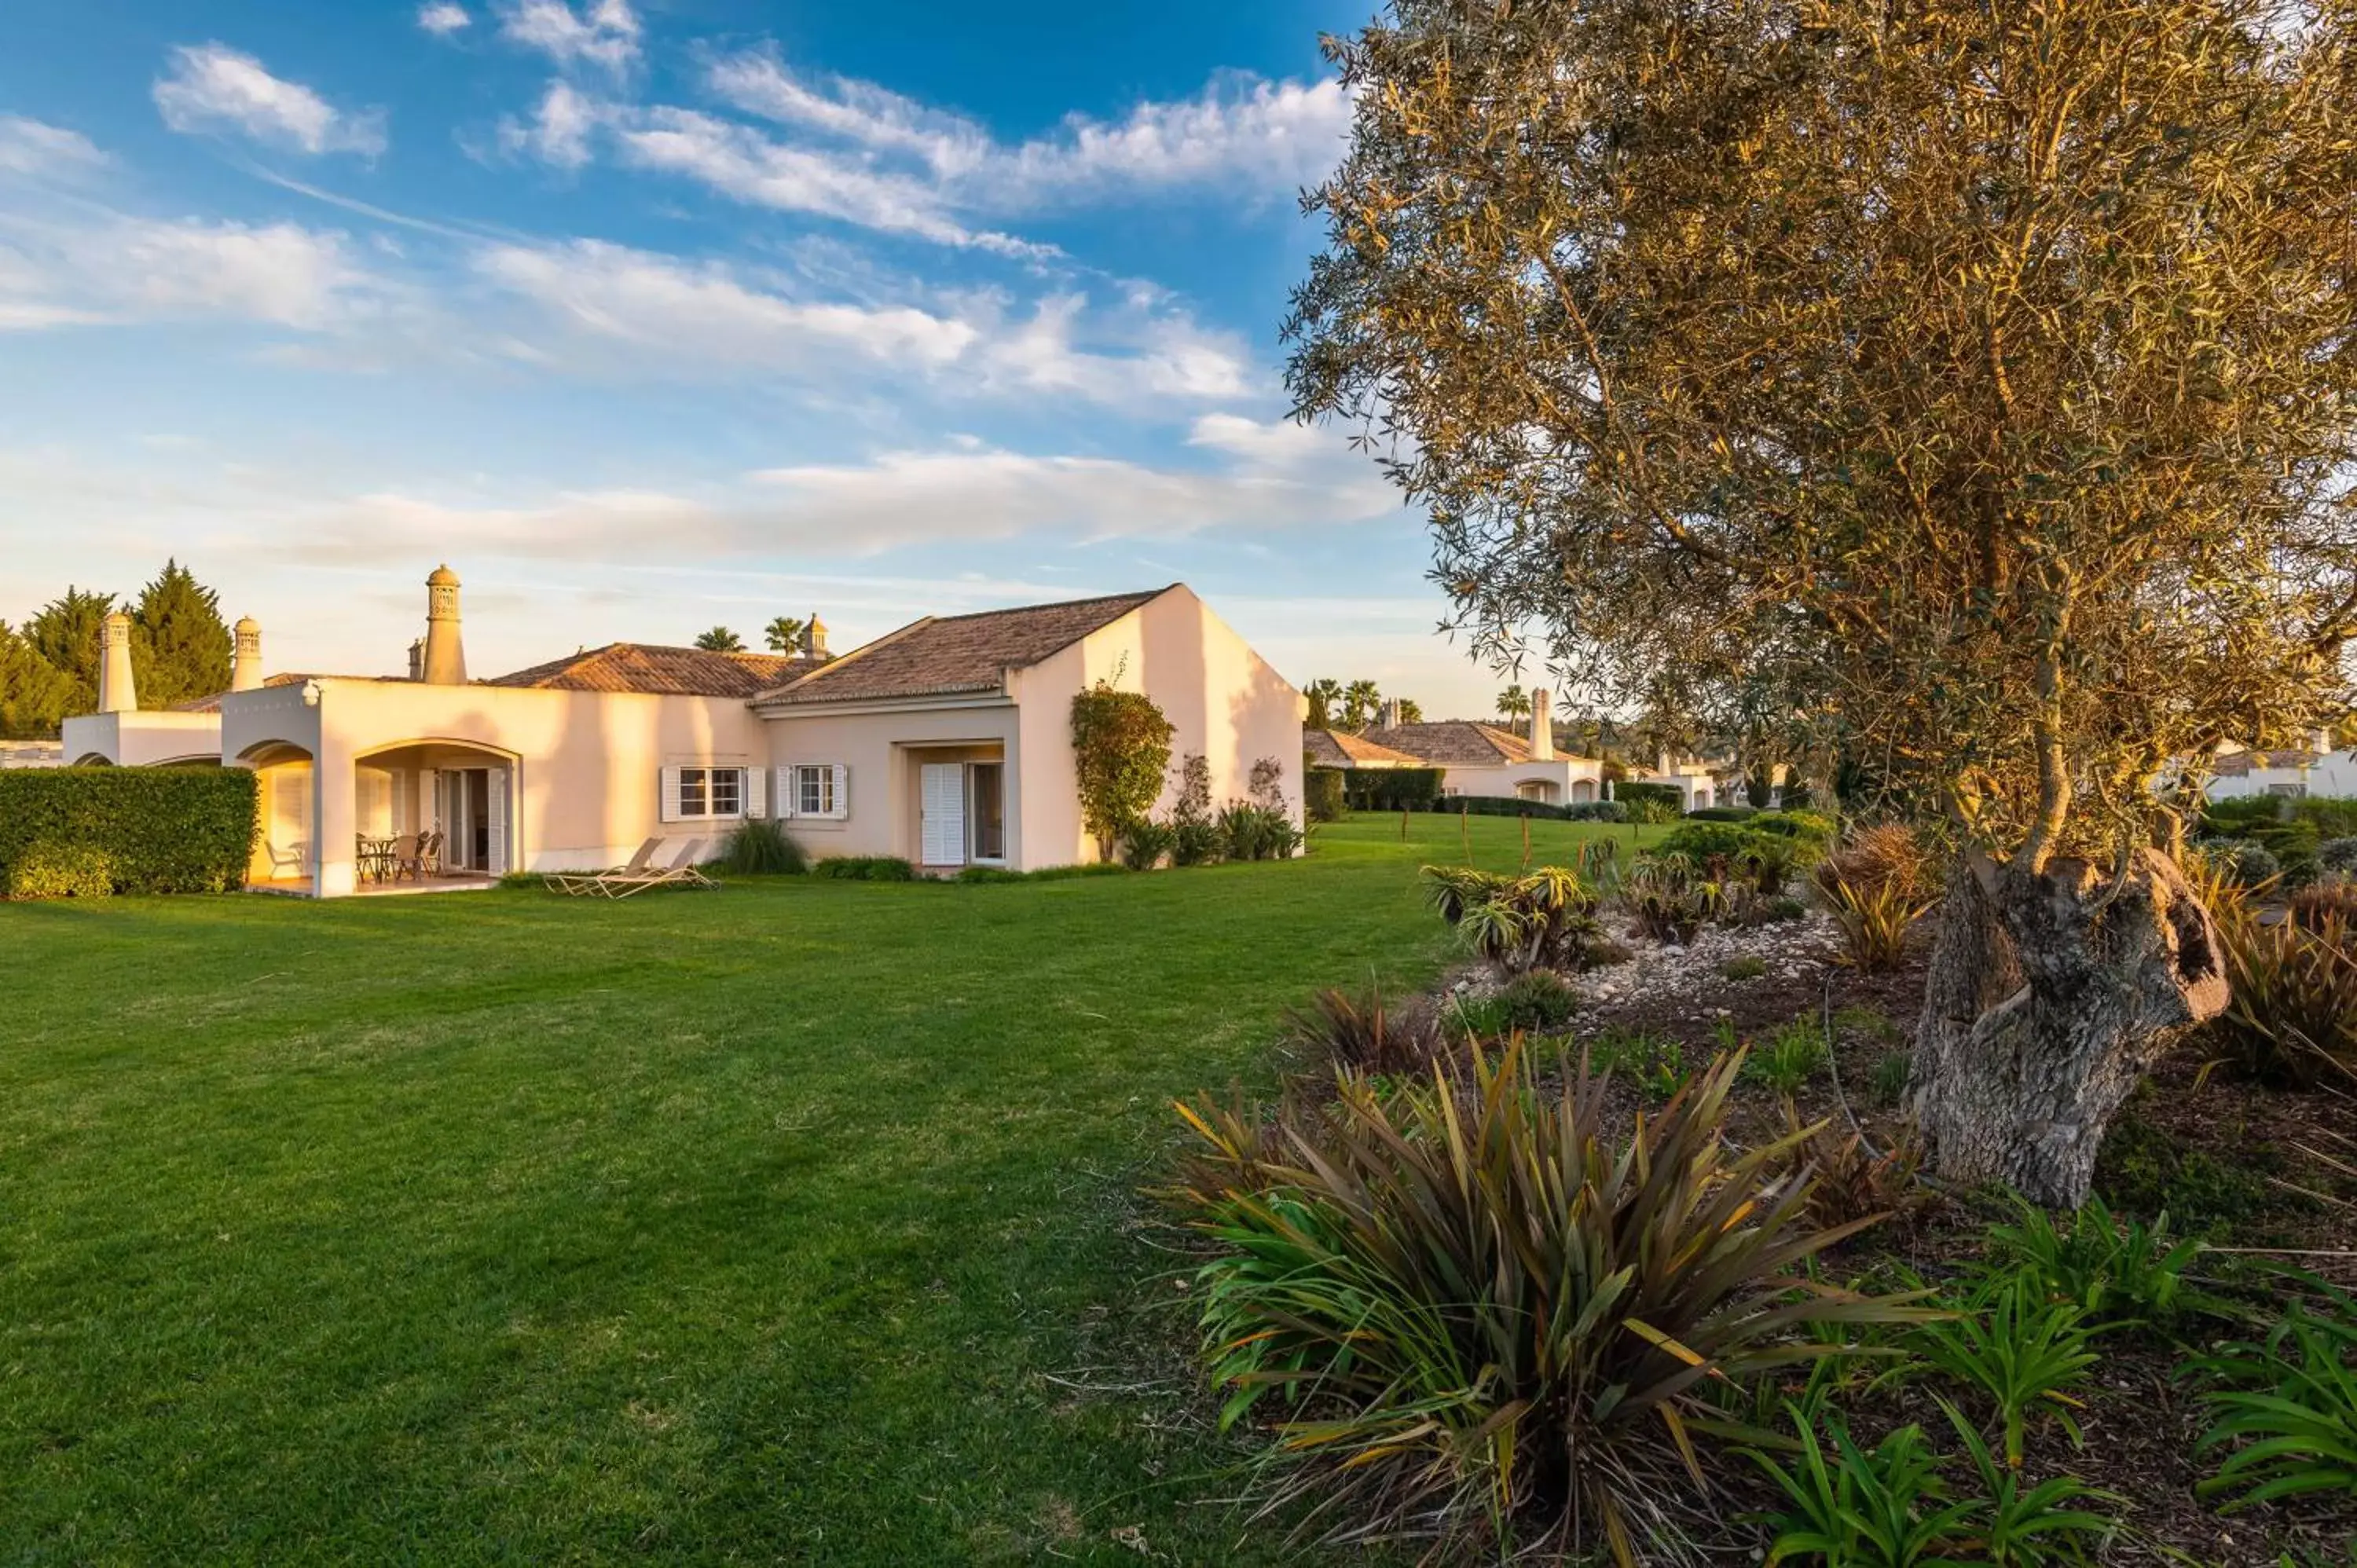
xmin=920 ymin=763 xmax=966 ymax=866
xmin=486 ymin=767 xmax=509 ymax=874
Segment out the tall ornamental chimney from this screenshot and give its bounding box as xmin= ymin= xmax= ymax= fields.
xmin=407 ymin=639 xmax=424 ymax=680
xmin=1380 ymin=698 xmax=1402 ymax=731
xmin=1529 ymin=688 xmax=1556 ymax=760
xmin=801 ymin=614 xmax=830 ymax=659
xmin=98 ymin=610 xmax=137 ymax=713
xmin=420 ymin=564 xmax=467 ymax=685
xmin=231 ymin=616 xmax=264 ymax=692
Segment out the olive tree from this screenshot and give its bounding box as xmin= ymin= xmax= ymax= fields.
xmin=1288 ymin=0 xmax=2357 ymax=1203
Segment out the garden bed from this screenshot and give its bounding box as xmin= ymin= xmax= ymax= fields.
xmin=1182 ymin=851 xmax=2357 ymax=1566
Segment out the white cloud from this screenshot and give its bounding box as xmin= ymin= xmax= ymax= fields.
xmin=498 ymin=80 xmax=599 ymax=170
xmin=0 ymin=116 xmax=109 ymax=180
xmin=471 ymin=237 xmax=1252 ymax=405
xmin=705 ymin=49 xmax=988 ymax=178
xmin=497 ymin=0 xmax=639 ymax=71
xmin=416 ymin=3 xmax=472 ymax=35
xmin=611 ymin=107 xmax=1039 ymax=254
xmin=1000 ymin=74 xmax=1351 ymax=202
xmin=0 ymin=203 xmax=376 ymax=333
xmin=154 ymin=43 xmax=387 ymax=157
xmin=687 ymin=51 xmax=1351 ymax=229
xmin=511 ymin=51 xmax=1349 ymax=251
xmin=476 ymin=240 xmax=978 ymax=370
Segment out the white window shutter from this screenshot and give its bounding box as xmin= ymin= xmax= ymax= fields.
xmin=660 ymin=764 xmax=682 ymax=824
xmin=487 ymin=768 xmax=509 ymax=872
xmin=775 ymin=765 xmax=797 ymax=819
xmin=744 ymin=765 xmax=766 ymax=819
xmin=830 ymin=763 xmax=850 ymax=820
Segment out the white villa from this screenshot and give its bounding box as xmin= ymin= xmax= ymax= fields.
xmin=60 ymin=566 xmax=1305 ymax=896
xmin=1309 ymin=691 xmax=1610 ymax=805
xmin=2195 ymin=734 xmax=2355 ymax=803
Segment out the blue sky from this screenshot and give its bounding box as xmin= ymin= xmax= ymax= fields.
xmin=0 ymin=1 xmax=1509 ymax=716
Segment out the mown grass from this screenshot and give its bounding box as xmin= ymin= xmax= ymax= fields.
xmin=0 ymin=813 xmax=1655 ymax=1565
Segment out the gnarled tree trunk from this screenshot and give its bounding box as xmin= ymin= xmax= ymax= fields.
xmin=1910 ymin=848 xmax=2229 ymax=1207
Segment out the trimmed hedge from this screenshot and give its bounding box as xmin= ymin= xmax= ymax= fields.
xmin=1686 ymin=804 xmax=1758 ymax=822
xmin=812 ymin=855 xmax=918 ymax=881
xmin=1305 ymin=768 xmax=1347 ymax=822
xmin=1343 ymin=767 xmax=1446 ymax=812
xmin=1613 ymin=781 xmax=1687 ymax=822
xmin=1 ymin=767 xmax=258 ymax=898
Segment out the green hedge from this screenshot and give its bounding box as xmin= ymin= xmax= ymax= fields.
xmin=1612 ymin=781 xmax=1688 ymax=822
xmin=1343 ymin=768 xmax=1446 ymax=811
xmin=0 ymin=767 xmax=258 ymax=898
xmin=1305 ymin=768 xmax=1347 ymax=822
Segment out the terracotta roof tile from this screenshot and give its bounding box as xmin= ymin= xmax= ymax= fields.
xmin=1357 ymin=721 xmax=1537 ymax=767
xmin=1306 ymin=730 xmax=1425 ymax=767
xmin=757 ymin=589 xmax=1166 ymax=706
xmin=486 ymin=643 xmax=812 ymax=698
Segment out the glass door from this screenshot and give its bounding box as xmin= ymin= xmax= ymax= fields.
xmin=968 ymin=762 xmax=1005 ymax=862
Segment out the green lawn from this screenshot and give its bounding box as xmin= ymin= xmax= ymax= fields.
xmin=0 ymin=814 xmax=1652 ymax=1566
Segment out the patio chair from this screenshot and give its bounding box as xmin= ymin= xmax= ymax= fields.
xmin=265 ymin=839 xmax=308 ymax=880
xmin=596 ymin=837 xmax=719 ymax=899
xmin=398 ymin=831 xmax=442 ymax=882
xmin=545 ymin=837 xmax=663 ymax=896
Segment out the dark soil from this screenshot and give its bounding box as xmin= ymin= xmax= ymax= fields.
xmin=1549 ymin=921 xmax=2357 ymax=1566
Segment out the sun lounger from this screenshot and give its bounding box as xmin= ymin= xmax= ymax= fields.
xmin=545 ymin=836 xmax=662 ymax=896
xmin=595 ymin=838 xmax=719 ymax=899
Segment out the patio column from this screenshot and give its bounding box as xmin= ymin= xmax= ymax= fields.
xmin=313 ymin=731 xmax=359 ymax=898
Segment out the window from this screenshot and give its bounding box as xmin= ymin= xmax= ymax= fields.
xmin=675 ymin=766 xmax=746 ymax=819
xmin=794 ymin=764 xmax=834 ymax=818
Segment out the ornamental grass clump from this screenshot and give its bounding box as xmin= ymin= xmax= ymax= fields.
xmin=1172 ymin=1045 xmax=1936 ymax=1563
xmin=1814 ymin=826 xmax=1936 ymax=972
xmin=2196 ymin=860 xmax=2357 ymax=1090
xmin=1422 ymin=863 xmax=1598 ymax=974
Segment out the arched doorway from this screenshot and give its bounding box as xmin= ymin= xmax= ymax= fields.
xmin=354 ymin=739 xmax=519 ymax=880
xmin=237 ymin=740 xmax=317 ymax=888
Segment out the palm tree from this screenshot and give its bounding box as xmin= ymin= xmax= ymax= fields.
xmin=1305 ymin=677 xmax=1343 ymax=731
xmin=695 ymin=626 xmax=746 ymax=652
xmin=1342 ymin=678 xmax=1383 ymax=731
xmin=1397 ymin=698 xmax=1424 ymax=724
xmin=1497 ymin=683 xmax=1531 ymax=724
xmin=764 ymin=615 xmax=807 ymax=654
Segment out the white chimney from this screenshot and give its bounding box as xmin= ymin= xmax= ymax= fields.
xmin=420 ymin=564 xmax=467 ymax=685
xmin=231 ymin=616 xmax=263 ymax=692
xmin=98 ymin=610 xmax=137 ymax=713
xmin=1529 ymin=688 xmax=1555 ymax=760
xmin=1380 ymin=698 xmax=1402 ymax=731
xmin=802 ymin=614 xmax=830 ymax=659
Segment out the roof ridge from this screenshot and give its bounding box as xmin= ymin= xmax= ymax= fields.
xmin=916 ymin=585 xmax=1168 ymax=627
xmin=753 ymin=614 xmax=937 ymax=703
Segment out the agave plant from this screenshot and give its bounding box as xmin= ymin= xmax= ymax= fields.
xmin=2198 ymin=862 xmax=2357 ymax=1090
xmin=1620 ymin=852 xmax=1725 ymax=943
xmin=1173 ymin=1045 xmax=1937 ymax=1563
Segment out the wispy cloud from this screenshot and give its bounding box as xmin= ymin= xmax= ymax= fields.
xmin=512 ymin=51 xmax=1348 ymax=251
xmin=0 ymin=211 xmax=377 ymax=333
xmin=416 ymin=2 xmax=472 ymax=36
xmin=497 ymin=0 xmax=639 ymax=72
xmin=710 ymin=52 xmax=1350 ymax=205
xmin=471 ymin=237 xmax=1255 ymax=406
xmin=498 ymin=80 xmax=598 ymax=170
xmin=0 ymin=115 xmax=109 ymax=180
xmin=153 ymin=43 xmax=387 ymax=157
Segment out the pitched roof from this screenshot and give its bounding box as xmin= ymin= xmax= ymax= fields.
xmin=1358 ymin=720 xmax=1538 ymax=767
xmin=757 ymin=589 xmax=1167 ymax=707
xmin=486 ymin=643 xmax=811 ymax=698
xmin=1305 ymin=730 xmax=1425 ymax=768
